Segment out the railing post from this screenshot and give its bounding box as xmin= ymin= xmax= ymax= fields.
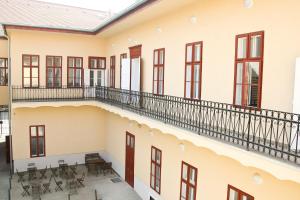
xmin=247 ymin=111 xmax=251 ymax=150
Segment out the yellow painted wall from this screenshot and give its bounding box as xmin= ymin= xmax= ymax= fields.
xmin=8 ymin=30 xmax=106 ymax=87
xmin=105 ymin=112 xmax=300 ymax=200
xmin=0 ymin=39 xmax=8 ymax=105
xmin=12 ymin=106 xmax=106 ymax=159
xmin=104 ymin=0 xmax=300 ymax=112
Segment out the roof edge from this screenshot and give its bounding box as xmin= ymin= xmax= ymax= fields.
xmin=3 ymin=0 xmax=159 ymax=36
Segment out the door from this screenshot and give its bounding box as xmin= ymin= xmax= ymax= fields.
xmin=125 ymin=132 xmax=135 ymax=187
xmin=5 ymin=135 xmax=10 ymax=163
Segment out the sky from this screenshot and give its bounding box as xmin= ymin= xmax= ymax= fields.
xmin=38 ymin=0 xmax=138 ymax=13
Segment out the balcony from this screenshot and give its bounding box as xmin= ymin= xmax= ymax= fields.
xmin=12 ymin=86 xmax=300 ymax=166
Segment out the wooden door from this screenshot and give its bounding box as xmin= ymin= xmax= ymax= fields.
xmin=125 ymin=132 xmax=135 ymax=187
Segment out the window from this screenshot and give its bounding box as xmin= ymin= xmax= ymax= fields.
xmin=120 ymin=53 xmax=127 ymax=88
xmin=88 ymin=57 xmax=106 ymax=69
xmin=227 ymin=185 xmax=254 ymax=200
xmin=150 ymin=146 xmax=162 ymax=194
xmin=67 ymin=57 xmax=83 ymax=87
xmin=30 ymin=125 xmax=45 ymax=157
xmin=185 ymin=42 xmax=202 ymax=100
xmin=0 ymin=58 xmax=8 ymax=86
xmin=234 ymin=31 xmax=264 ymax=108
xmin=180 ymin=161 xmax=197 ymax=200
xmin=110 ymin=56 xmax=116 ymax=88
xmin=153 ymin=48 xmax=165 ymax=95
xmin=22 ymin=55 xmax=39 ymax=88
xmin=46 ymin=56 xmax=62 ymax=88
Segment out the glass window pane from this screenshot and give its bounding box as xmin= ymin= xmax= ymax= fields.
xmin=38 ymin=126 xmax=44 ymax=136
xmin=159 ymin=50 xmax=164 ymax=64
xmin=185 ymin=82 xmax=191 ymax=98
xmin=186 ymin=45 xmax=192 ymax=62
xmin=76 ymin=58 xmax=82 ymax=67
xmin=155 ymin=178 xmax=160 ymax=191
xmin=127 ymin=135 xmax=130 ymax=146
xmin=32 ymin=78 xmax=39 ymax=87
xmin=159 ymin=67 xmax=164 ymax=81
xmin=189 ymin=168 xmax=196 ymax=185
xmin=235 ymin=85 xmax=242 ymax=106
xmin=154 ymin=67 xmax=158 ymax=81
xmin=188 ymin=187 xmax=195 ymax=200
xmin=154 ymin=51 xmax=158 ymax=65
xmin=24 ymin=68 xmax=30 ymax=78
xmin=131 ymin=137 xmax=134 ymax=148
xmin=151 ymin=176 xmax=155 ymax=188
xmin=242 ymin=195 xmax=252 ymax=200
xmin=158 ymin=81 xmax=163 ymax=95
xmin=55 ymin=57 xmax=61 ymax=66
xmin=32 ymin=68 xmax=38 ymax=78
xmin=186 ymin=65 xmax=192 ymax=82
xmin=236 ymin=63 xmax=243 ymax=84
xmin=156 ymin=151 xmax=161 ymax=164
xmin=247 ymin=62 xmax=260 ymax=85
xmin=193 ymin=82 xmax=199 ymax=99
xmin=153 ymin=81 xmax=157 ymax=94
xmin=47 ymin=68 xmax=53 ymax=78
xmin=151 ymin=163 xmax=155 ymax=175
xmin=47 ymin=57 xmax=54 ymax=66
xmin=23 ymin=56 xmax=30 ymax=66
xmin=181 ymin=182 xmax=187 ymax=199
xmin=248 ymin=85 xmax=258 ymax=107
xmin=250 ymin=35 xmax=262 ymax=58
xmin=194 ymin=64 xmax=200 ymax=82
xmin=31 ymin=127 xmax=37 ymax=136
xmin=156 ymin=166 xmax=160 ymax=178
xmin=194 ymin=44 xmax=201 ymax=62
xmin=152 ymin=148 xmax=156 ymax=161
xmin=229 ymin=189 xmax=239 ymax=200
xmin=32 ymin=56 xmax=38 ymax=66
xmin=237 ymin=37 xmax=247 ymax=59
xmin=0 ymin=59 xmax=5 ymax=67
xmin=69 ymin=58 xmax=74 ymax=67
xmin=31 ymin=137 xmax=37 ymax=156
xmin=39 ymin=138 xmax=44 ymax=156
xmin=23 ymin=78 xmax=31 ymax=87
xmin=182 ymin=164 xmax=188 ymax=180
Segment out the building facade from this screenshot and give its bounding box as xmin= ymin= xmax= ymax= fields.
xmin=1 ymin=0 xmax=300 ymax=199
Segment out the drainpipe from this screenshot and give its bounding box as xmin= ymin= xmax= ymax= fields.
xmin=3 ymin=27 xmax=13 ymax=175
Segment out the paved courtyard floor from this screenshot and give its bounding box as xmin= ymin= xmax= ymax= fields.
xmin=0 ymin=142 xmax=10 ymax=200
xmin=10 ymin=165 xmax=141 ymax=200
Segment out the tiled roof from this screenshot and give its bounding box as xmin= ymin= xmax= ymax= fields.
xmin=0 ymin=0 xmax=111 ymax=31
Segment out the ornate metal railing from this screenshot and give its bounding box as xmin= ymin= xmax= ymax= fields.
xmin=12 ymin=86 xmax=300 ymax=165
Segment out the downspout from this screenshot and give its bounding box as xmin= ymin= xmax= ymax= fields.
xmin=2 ymin=26 xmax=13 ymax=175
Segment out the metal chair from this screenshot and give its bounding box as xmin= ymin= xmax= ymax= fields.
xmin=42 ymin=175 xmax=52 ymax=194
xmin=39 ymin=166 xmax=48 ymax=179
xmin=76 ymin=172 xmax=85 ymax=187
xmin=102 ymin=162 xmax=113 ymax=175
xmin=54 ymin=176 xmax=63 ymax=192
xmin=20 ymin=181 xmax=30 ymax=197
xmin=70 ymin=162 xmax=78 ymax=175
xmin=50 ymin=165 xmax=58 ymax=177
xmin=16 ymin=169 xmax=25 ymax=182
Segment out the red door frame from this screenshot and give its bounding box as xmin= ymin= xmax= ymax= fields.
xmin=125 ymin=131 xmax=135 ymax=187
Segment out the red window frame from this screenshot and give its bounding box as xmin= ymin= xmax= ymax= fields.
xmin=120 ymin=53 xmax=127 ymax=88
xmin=67 ymin=56 xmax=83 ymax=88
xmin=88 ymin=56 xmax=106 ymax=69
xmin=29 ymin=125 xmax=46 ymax=158
xmin=180 ymin=161 xmax=198 ymax=200
xmin=110 ymin=56 xmax=116 ymax=88
xmin=227 ymin=185 xmax=254 ymax=200
xmin=22 ymin=54 xmax=40 ymax=88
xmin=233 ymin=31 xmax=264 ymax=109
xmin=184 ymin=42 xmax=203 ymax=100
xmin=46 ymin=56 xmax=62 ymax=88
xmin=153 ymin=48 xmax=165 ymax=95
xmin=0 ymin=58 xmax=8 ymax=86
xmin=150 ymin=146 xmax=162 ymax=194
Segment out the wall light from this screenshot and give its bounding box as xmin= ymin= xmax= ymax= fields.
xmin=252 ymin=173 xmax=263 ymax=185
xmin=190 ymin=16 xmax=197 ymax=24
xmin=244 ymin=0 xmax=254 ymax=8
xmin=156 ymin=27 xmax=162 ymax=33
xmin=179 ymin=143 xmax=185 ymax=152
